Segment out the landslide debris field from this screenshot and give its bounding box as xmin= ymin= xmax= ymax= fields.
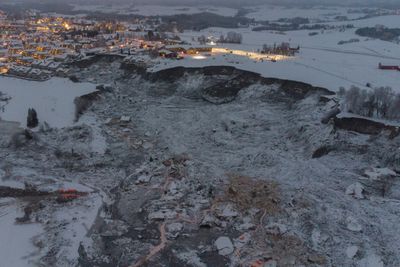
xmin=1 ymin=57 xmax=400 ymax=267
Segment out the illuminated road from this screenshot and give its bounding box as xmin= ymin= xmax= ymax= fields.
xmin=211 ymin=47 xmax=291 ymax=61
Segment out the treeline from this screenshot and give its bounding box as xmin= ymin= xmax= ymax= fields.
xmin=355 ymin=27 xmax=400 ymax=41
xmin=253 ymin=23 xmax=353 ymax=32
xmin=161 ymin=13 xmax=251 ymax=31
xmin=198 ymin=31 xmax=243 ymax=44
xmin=339 ymin=86 xmax=400 ymax=120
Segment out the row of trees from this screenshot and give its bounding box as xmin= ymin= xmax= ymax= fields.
xmin=339 ymin=86 xmax=400 ymax=120
xmin=355 ymin=26 xmax=400 ymax=41
xmin=198 ymin=31 xmax=243 ymax=45
xmin=219 ymin=32 xmax=243 ymax=44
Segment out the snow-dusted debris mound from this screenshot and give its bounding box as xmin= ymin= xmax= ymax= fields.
xmin=2 ymin=59 xmax=400 ymax=266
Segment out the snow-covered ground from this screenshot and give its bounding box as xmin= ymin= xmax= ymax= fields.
xmin=73 ymin=4 xmax=238 ymax=17
xmin=245 ymin=5 xmax=368 ymax=22
xmin=0 ymin=168 xmax=104 ymax=266
xmin=78 ymin=113 xmax=108 ymax=155
xmin=1 ymin=5 xmax=399 ymax=266
xmin=327 ymin=14 xmax=400 ymax=28
xmin=0 ymin=198 xmax=43 ymax=267
xmin=0 ymin=77 xmax=96 ymax=128
xmin=156 ymin=23 xmax=400 ymax=92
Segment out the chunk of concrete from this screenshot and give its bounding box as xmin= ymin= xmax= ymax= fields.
xmin=346 ymin=245 xmax=359 ymax=259
xmin=214 ymin=236 xmax=234 ymax=256
xmin=346 ymin=182 xmax=365 ymax=199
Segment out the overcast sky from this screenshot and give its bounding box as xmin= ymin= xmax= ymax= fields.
xmin=8 ymin=0 xmax=400 ymax=8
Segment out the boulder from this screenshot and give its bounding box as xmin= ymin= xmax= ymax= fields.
xmin=214 ymin=236 xmax=234 ymax=256
xmin=346 ymin=246 xmax=359 ymax=259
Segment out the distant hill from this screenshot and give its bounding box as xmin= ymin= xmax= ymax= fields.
xmin=5 ymin=0 xmax=400 ymax=9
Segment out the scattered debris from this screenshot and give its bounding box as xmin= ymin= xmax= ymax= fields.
xmin=200 ymin=213 xmax=218 ymax=228
xmin=100 ymin=220 xmax=129 ymax=237
xmin=217 ymin=203 xmax=239 ymax=219
xmin=233 ymin=232 xmax=251 ymax=249
xmin=148 ymin=210 xmax=177 ymax=221
xmin=135 ymin=174 xmax=152 ymax=184
xmin=364 ymin=167 xmax=396 ymax=180
xmin=56 ymin=188 xmax=89 ymax=203
xmin=131 ymin=223 xmax=167 ymax=267
xmin=346 ymin=182 xmax=365 ymax=199
xmin=120 ymin=116 xmax=131 ymax=123
xmin=265 ymin=222 xmax=288 ymax=236
xmin=166 ymin=222 xmax=183 ymax=239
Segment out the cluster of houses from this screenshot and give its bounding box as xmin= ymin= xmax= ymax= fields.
xmin=0 ymin=8 xmax=298 ymax=79
xmin=0 ymin=15 xmax=82 ymax=80
xmin=0 ymin=9 xmax=195 ymax=79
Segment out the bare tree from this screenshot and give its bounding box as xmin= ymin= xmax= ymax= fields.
xmin=342 ymin=85 xmax=400 ymax=121
xmin=218 ymin=32 xmax=242 ymax=44
xmin=198 ymin=35 xmax=207 ymax=45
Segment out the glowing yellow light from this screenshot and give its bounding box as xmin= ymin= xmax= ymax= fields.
xmin=192 ymin=55 xmax=206 ymax=60
xmin=211 ymin=47 xmax=291 ymax=61
xmin=63 ymin=22 xmax=71 ymax=30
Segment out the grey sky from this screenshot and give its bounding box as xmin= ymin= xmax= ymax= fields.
xmin=9 ymin=0 xmax=400 ymax=6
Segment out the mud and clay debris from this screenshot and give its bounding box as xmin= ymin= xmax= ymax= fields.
xmin=131 ymin=223 xmax=167 ymax=267
xmin=176 ymin=250 xmax=207 ymax=267
xmin=136 ymin=174 xmax=151 ymax=184
xmin=200 ymin=213 xmax=219 ymax=228
xmin=233 ymin=232 xmax=251 ymax=249
xmin=148 ymin=210 xmax=177 ymax=221
xmin=236 ymin=217 xmax=256 ymax=231
xmin=223 ymin=175 xmax=280 ymax=214
xmin=166 ymin=222 xmax=183 ymax=239
xmin=217 ymin=203 xmax=239 ymax=219
xmin=265 ymin=223 xmax=288 ymax=236
xmin=100 ymin=220 xmax=129 ymax=237
xmin=6 ymin=62 xmax=400 ymax=267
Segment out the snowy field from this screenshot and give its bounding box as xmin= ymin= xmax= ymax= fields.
xmin=157 ymin=21 xmax=400 ymax=92
xmin=245 ymin=5 xmax=368 ymax=22
xmin=0 ymin=198 xmax=42 ymax=267
xmin=327 ymin=14 xmax=400 ymax=28
xmin=0 ymin=77 xmax=96 ymax=128
xmin=73 ymin=4 xmax=238 ymax=17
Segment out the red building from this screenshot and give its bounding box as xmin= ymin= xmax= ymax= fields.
xmin=378 ymin=63 xmax=400 ymax=71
